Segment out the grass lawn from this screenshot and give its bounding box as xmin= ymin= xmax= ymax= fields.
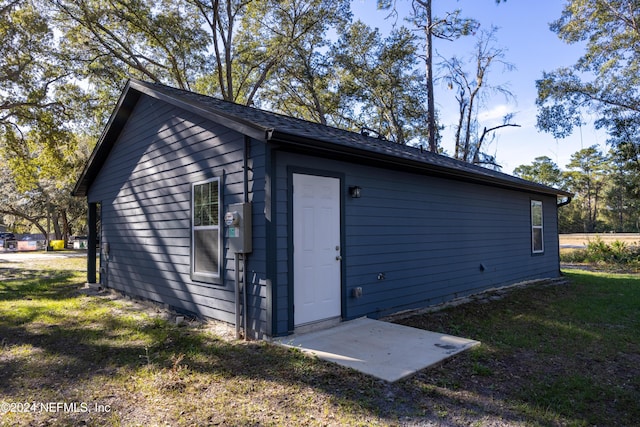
xmin=1 ymin=256 xmax=639 ymax=426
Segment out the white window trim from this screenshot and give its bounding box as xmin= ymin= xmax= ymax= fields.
xmin=191 ymin=177 xmax=221 ymax=281
xmin=531 ymin=200 xmax=544 ymax=254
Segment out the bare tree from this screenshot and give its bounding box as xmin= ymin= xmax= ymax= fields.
xmin=441 ymin=27 xmax=516 ymax=166
xmin=378 ymin=0 xmax=505 ymax=153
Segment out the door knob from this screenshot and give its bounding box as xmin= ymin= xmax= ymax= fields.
xmin=336 ymin=255 xmax=342 ymax=261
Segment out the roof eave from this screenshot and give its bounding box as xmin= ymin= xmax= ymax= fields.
xmin=129 ymin=80 xmax=271 ymax=141
xmin=73 ymin=79 xmax=273 ymax=197
xmin=72 ymin=81 xmax=142 ymax=197
xmin=268 ymin=130 xmax=572 ymax=198
xmin=74 ymin=79 xmax=571 ymax=200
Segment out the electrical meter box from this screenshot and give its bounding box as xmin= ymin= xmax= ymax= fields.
xmin=225 ymin=202 xmax=252 ymax=253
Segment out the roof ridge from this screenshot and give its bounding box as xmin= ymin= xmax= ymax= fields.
xmin=137 ymin=82 xmax=538 ymax=178
xmin=74 ymin=79 xmax=571 ymax=198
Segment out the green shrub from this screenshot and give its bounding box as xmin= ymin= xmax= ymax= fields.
xmin=561 ymin=237 xmax=640 ymax=265
xmin=610 ymin=240 xmax=630 ymax=262
xmin=585 ymin=237 xmax=613 ymax=262
xmin=560 ymin=248 xmax=588 ymax=263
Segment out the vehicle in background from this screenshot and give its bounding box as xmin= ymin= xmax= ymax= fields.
xmin=0 ymin=232 xmax=16 ymax=241
xmin=0 ymin=232 xmax=18 ymax=250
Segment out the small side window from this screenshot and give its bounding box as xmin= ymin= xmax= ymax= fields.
xmin=192 ymin=178 xmax=221 ymax=281
xmin=531 ymin=200 xmax=544 ymax=254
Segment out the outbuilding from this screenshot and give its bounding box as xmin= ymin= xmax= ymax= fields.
xmin=73 ymin=79 xmax=571 ymax=339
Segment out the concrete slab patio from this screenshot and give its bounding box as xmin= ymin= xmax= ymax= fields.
xmin=275 ymin=317 xmax=480 ymax=382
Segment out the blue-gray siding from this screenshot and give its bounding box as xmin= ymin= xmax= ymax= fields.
xmin=85 ymin=92 xmax=563 ymax=339
xmin=88 ymin=94 xmax=269 ymax=337
xmin=272 ymin=152 xmax=561 ymax=335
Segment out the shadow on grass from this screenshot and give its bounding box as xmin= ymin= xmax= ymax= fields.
xmin=1 ymin=270 xmax=435 ymax=425
xmin=1 ymin=268 xmax=638 ymax=425
xmin=398 ymin=270 xmax=640 ymax=426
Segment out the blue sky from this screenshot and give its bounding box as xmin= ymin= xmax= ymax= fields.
xmin=351 ymin=0 xmax=607 ymax=174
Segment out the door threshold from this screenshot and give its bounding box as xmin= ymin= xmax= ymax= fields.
xmin=293 ymin=316 xmax=342 ymax=336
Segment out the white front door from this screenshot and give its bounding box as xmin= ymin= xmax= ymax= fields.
xmin=293 ymin=173 xmax=342 ymax=326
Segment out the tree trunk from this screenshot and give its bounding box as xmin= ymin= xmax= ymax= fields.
xmin=423 ymin=0 xmax=437 ymax=152
xmin=60 ymin=209 xmax=71 ymax=242
xmin=453 ymin=93 xmax=466 ymax=158
xmin=0 ymin=208 xmax=48 ymax=238
xmin=53 ymin=210 xmax=62 ymax=240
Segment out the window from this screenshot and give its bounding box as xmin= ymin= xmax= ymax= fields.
xmin=531 ymin=200 xmax=544 ymax=254
xmin=192 ymin=178 xmax=221 ymax=281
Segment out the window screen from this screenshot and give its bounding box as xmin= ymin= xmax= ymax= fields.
xmin=192 ymin=178 xmax=220 ymax=279
xmin=531 ymin=200 xmax=544 ymax=253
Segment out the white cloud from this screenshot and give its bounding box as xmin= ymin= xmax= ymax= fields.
xmin=477 ymin=104 xmax=514 ymax=123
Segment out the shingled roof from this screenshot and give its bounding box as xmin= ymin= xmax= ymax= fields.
xmin=73 ymin=79 xmax=572 ymax=199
